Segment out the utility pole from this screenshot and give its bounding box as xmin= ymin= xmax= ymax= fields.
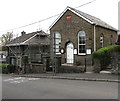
xmin=52 ymin=32 xmax=56 ymax=76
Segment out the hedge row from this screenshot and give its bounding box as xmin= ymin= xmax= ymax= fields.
xmin=92 ymin=45 xmax=120 ymax=70
xmin=92 ymin=45 xmax=120 ymax=60
xmin=0 ymin=64 xmax=16 ymax=74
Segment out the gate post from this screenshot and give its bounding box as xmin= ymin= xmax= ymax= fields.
xmin=43 ymin=56 xmax=50 ymax=72
xmin=54 ymin=56 xmax=61 ymax=73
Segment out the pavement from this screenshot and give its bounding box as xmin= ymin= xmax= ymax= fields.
xmin=12 ymin=72 xmax=120 ymax=83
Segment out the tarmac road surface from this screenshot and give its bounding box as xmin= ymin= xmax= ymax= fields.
xmin=2 ymin=74 xmax=118 ymax=99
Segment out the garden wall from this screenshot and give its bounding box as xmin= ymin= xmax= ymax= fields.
xmin=25 ymin=63 xmax=44 ymax=73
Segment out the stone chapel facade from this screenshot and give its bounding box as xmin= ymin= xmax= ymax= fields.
xmin=50 ymin=6 xmax=118 ymax=66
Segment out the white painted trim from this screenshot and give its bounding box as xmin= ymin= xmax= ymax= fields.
xmin=56 ymin=53 xmax=61 ymax=55
xmin=78 ymin=31 xmax=86 ymax=55
xmin=6 ymin=34 xmax=38 ymax=46
xmin=93 ymin=24 xmax=96 ymax=51
xmin=49 ymin=6 xmax=94 ymax=30
xmin=69 ymin=8 xmax=94 ymax=24
xmin=78 ymin=53 xmax=86 ymax=55
xmin=22 ymin=34 xmax=37 ymax=44
xmin=49 ymin=7 xmax=68 ymax=30
xmin=6 ymin=43 xmax=22 ymax=46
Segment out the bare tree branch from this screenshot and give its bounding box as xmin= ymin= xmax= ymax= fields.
xmin=0 ymin=32 xmax=13 ymax=45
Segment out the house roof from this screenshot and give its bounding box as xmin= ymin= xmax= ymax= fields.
xmin=7 ymin=30 xmax=49 ymax=46
xmin=49 ymin=6 xmax=117 ymax=31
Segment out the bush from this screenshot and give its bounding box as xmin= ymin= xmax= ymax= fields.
xmin=92 ymin=45 xmax=120 ymax=70
xmin=7 ymin=65 xmax=16 ymax=73
xmin=0 ymin=64 xmax=9 ymax=74
xmin=92 ymin=45 xmax=120 ymax=60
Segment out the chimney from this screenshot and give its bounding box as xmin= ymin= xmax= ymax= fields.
xmin=21 ymin=31 xmax=26 ymax=36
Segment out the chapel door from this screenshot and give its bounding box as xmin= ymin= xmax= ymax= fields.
xmin=66 ymin=43 xmax=74 ymax=64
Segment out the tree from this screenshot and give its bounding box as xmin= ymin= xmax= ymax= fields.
xmin=0 ymin=32 xmax=13 ymax=45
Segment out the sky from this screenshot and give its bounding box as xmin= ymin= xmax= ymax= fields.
xmin=0 ymin=0 xmax=119 ymax=37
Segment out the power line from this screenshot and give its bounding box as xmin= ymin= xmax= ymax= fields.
xmin=75 ymin=0 xmax=96 ymax=8
xmin=0 ymin=0 xmax=96 ymax=33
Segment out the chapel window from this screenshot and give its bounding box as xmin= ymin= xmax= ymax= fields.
xmin=100 ymin=33 xmax=104 ymax=48
xmin=110 ymin=35 xmax=113 ymax=45
xmin=53 ymin=32 xmax=61 ymax=54
xmin=78 ymin=31 xmax=86 ymax=55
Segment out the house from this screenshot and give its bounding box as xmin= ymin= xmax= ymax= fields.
xmin=0 ymin=46 xmax=7 ymax=63
xmin=6 ymin=30 xmax=50 ymax=69
xmin=49 ymin=6 xmax=118 ymax=71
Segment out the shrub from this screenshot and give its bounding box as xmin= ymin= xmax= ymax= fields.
xmin=92 ymin=45 xmax=120 ymax=70
xmin=7 ymin=65 xmax=16 ymax=73
xmin=0 ymin=64 xmax=9 ymax=74
xmin=92 ymin=45 xmax=120 ymax=59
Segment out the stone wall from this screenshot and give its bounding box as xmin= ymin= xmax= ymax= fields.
xmin=25 ymin=63 xmax=44 ymax=73
xmin=95 ymin=26 xmax=117 ymax=50
xmin=110 ymin=52 xmax=120 ymax=74
xmin=59 ymin=64 xmax=85 ymax=73
xmin=93 ymin=52 xmax=120 ymax=73
xmin=50 ymin=9 xmax=117 ymax=65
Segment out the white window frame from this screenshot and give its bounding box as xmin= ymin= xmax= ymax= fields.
xmin=78 ymin=31 xmax=86 ymax=55
xmin=100 ymin=33 xmax=104 ymax=48
xmin=53 ymin=32 xmax=61 ymax=54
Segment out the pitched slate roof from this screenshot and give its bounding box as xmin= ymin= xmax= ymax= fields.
xmin=49 ymin=6 xmax=117 ymax=31
xmin=7 ymin=30 xmax=49 ymax=46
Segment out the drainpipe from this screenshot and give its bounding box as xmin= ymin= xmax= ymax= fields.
xmin=93 ymin=23 xmax=96 ymax=51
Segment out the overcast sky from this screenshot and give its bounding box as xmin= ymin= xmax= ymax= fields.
xmin=0 ymin=0 xmax=119 ymax=36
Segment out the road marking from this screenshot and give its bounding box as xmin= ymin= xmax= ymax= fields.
xmin=3 ymin=79 xmax=15 ymax=82
xmin=10 ymin=81 xmax=21 ymax=84
xmin=28 ymin=78 xmax=40 ymax=80
xmin=3 ymin=77 xmax=40 ymax=84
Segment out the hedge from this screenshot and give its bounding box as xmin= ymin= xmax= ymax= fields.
xmin=92 ymin=45 xmax=120 ymax=60
xmin=0 ymin=64 xmax=16 ymax=74
xmin=92 ymin=45 xmax=120 ymax=70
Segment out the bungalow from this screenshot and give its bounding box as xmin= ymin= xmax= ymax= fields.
xmin=6 ymin=30 xmax=50 ymax=69
xmin=49 ymin=6 xmax=118 ymax=71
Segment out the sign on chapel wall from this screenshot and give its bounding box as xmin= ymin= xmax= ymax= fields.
xmin=66 ymin=15 xmax=72 ymax=21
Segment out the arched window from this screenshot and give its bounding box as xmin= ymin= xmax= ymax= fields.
xmin=100 ymin=33 xmax=104 ymax=48
xmin=110 ymin=35 xmax=113 ymax=45
xmin=53 ymin=32 xmax=61 ymax=54
xmin=78 ymin=31 xmax=86 ymax=55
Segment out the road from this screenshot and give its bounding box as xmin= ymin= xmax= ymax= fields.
xmin=2 ymin=74 xmax=118 ymax=99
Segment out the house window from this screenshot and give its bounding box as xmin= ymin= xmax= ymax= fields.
xmin=110 ymin=35 xmax=113 ymax=45
xmin=53 ymin=32 xmax=61 ymax=54
xmin=78 ymin=31 xmax=86 ymax=55
xmin=100 ymin=33 xmax=104 ymax=48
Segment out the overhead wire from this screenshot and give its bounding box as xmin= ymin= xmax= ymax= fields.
xmin=0 ymin=0 xmax=96 ymax=33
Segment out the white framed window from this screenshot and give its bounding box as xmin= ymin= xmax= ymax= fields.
xmin=100 ymin=33 xmax=104 ymax=48
xmin=110 ymin=35 xmax=113 ymax=45
xmin=53 ymin=32 xmax=61 ymax=54
xmin=78 ymin=31 xmax=86 ymax=55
